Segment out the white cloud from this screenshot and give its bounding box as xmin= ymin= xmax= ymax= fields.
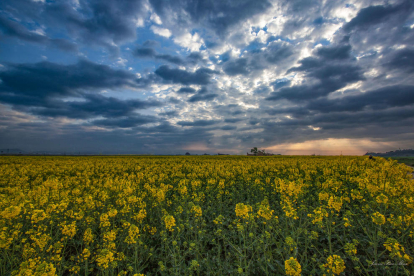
xmin=173 ymin=32 xmax=204 ymax=52
xmin=150 ymin=13 xmax=162 ymax=25
xmin=150 ymin=26 xmax=172 ymax=38
xmin=116 ymin=57 xmax=127 ymax=67
xmin=135 ymin=18 xmax=145 ymax=27
xmin=32 ymin=28 xmax=46 ymax=36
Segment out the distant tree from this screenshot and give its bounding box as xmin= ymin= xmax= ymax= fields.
xmin=250 ymin=147 xmax=258 ymax=155
xmin=185 ymin=152 xmax=190 ymax=155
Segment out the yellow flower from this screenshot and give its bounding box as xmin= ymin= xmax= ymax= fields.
xmin=257 ymin=204 xmax=274 ymax=220
xmin=81 ymin=248 xmax=91 ymax=260
xmin=191 ymin=205 xmax=202 ymax=217
xmin=323 ymin=255 xmax=345 ymax=275
xmin=285 ymin=257 xmax=302 ymax=276
xmin=96 ymin=249 xmax=115 ymax=269
xmin=83 ymin=228 xmax=94 ymax=245
xmin=100 ymin=213 xmax=111 ymax=228
xmin=344 ymin=243 xmax=357 ymax=255
xmin=384 ymin=238 xmax=408 ymax=260
xmin=61 ymin=221 xmax=77 ymax=238
xmin=164 ymin=215 xmax=176 ymax=232
xmin=376 ymin=194 xmax=388 ymax=204
xmin=235 ymin=203 xmax=252 ymax=219
xmin=327 ymin=196 xmax=343 ymax=212
xmin=31 ymin=210 xmax=47 ymax=224
xmin=108 ymin=209 xmax=118 ymax=218
xmin=371 ymin=212 xmax=386 ymax=225
xmin=1 ymin=205 xmax=21 ymax=220
xmin=125 ymin=224 xmax=140 ymax=244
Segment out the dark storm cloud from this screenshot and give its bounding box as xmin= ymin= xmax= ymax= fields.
xmin=134 ymin=48 xmax=157 ymax=57
xmin=0 ymin=60 xmax=161 ymax=121
xmin=1 ymin=0 xmax=148 ymax=54
xmin=45 ymin=0 xmax=147 ymax=52
xmin=142 ymin=40 xmax=160 ymax=47
xmin=133 ymin=47 xmax=207 ymax=65
xmin=266 ymin=43 xmax=364 ymax=102
xmin=384 ymin=48 xmax=414 ymax=73
xmin=159 ymin=110 xmax=178 ymax=117
xmin=155 ymin=65 xmax=218 ymax=85
xmin=316 ymin=45 xmax=352 ymax=60
xmin=343 ymin=1 xmax=414 ymax=33
xmin=222 ymin=42 xmax=294 ymax=76
xmin=0 ymin=60 xmax=144 ymax=103
xmin=148 ymin=0 xmax=272 ymax=36
xmin=223 ymin=58 xmax=249 ymax=76
xmin=186 ymin=52 xmax=206 ymax=64
xmin=224 ymin=118 xmax=244 ymax=123
xmin=305 ymin=85 xmax=414 ymax=113
xmin=34 ymin=95 xmax=162 ymax=119
xmin=177 ymin=119 xmax=219 ymax=127
xmin=92 ymin=115 xmax=158 ymax=128
xmin=220 ymin=125 xmax=237 ymax=130
xmin=133 ymin=47 xmax=185 ymax=65
xmin=176 ymin=87 xmax=197 ymax=94
xmin=188 ymin=93 xmax=218 ymax=102
xmin=0 ymin=15 xmax=78 ymax=52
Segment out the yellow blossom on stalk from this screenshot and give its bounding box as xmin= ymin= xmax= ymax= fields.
xmin=69 ymin=265 xmax=80 ymax=274
xmin=285 ymin=237 xmax=296 ymax=252
xmin=383 ymin=238 xmax=411 ymax=262
xmin=103 ymin=230 xmax=117 ymax=244
xmin=371 ymin=212 xmax=386 ymax=225
xmin=100 ymin=213 xmax=110 ymax=228
xmin=16 ymin=260 xmax=57 ymax=276
xmin=191 ymin=205 xmax=202 ymax=217
xmin=61 ymin=221 xmax=77 ymax=238
xmin=1 ymin=205 xmax=21 ymax=220
xmin=81 ymin=248 xmax=91 ymax=261
xmin=327 ymin=196 xmax=343 ymax=212
xmin=96 ymin=249 xmax=115 ymax=269
xmin=343 ymin=217 xmax=351 ymax=227
xmin=125 ymin=224 xmax=140 ymax=244
xmin=31 ymin=210 xmax=47 ymax=224
xmin=319 ymin=192 xmax=330 ymax=202
xmin=134 ymin=209 xmax=147 ymax=223
xmin=344 ymin=243 xmax=357 ymax=255
xmin=257 ymin=200 xmax=274 ymax=220
xmin=235 ymin=203 xmax=252 ymax=219
xmin=213 ymin=215 xmax=224 ymax=225
xmin=376 ymin=194 xmax=388 ymax=204
xmin=84 ymin=228 xmax=94 ymax=244
xmin=308 ymin=207 xmax=328 ymax=225
xmin=323 ymin=255 xmax=345 ymax=275
xmin=282 ymin=201 xmax=298 ymax=220
xmin=164 ymin=215 xmax=176 ymax=232
xmin=108 ymin=209 xmax=118 ymax=218
xmin=149 ymin=226 xmax=157 ymax=235
xmin=285 ymin=257 xmax=302 ymax=276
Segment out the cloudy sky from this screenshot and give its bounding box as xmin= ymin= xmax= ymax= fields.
xmin=0 ymin=0 xmax=413 ymax=155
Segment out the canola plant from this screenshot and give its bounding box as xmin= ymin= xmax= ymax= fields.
xmin=0 ymin=155 xmax=413 ymax=275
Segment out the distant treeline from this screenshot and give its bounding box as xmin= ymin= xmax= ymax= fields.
xmin=365 ymin=149 xmax=414 ymax=157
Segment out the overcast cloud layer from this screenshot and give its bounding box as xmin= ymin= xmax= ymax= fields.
xmin=1 ymin=0 xmax=414 ymax=154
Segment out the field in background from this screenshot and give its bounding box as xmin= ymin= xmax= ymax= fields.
xmin=390 ymin=157 xmax=414 ymax=167
xmin=1 ymin=156 xmax=413 ymax=275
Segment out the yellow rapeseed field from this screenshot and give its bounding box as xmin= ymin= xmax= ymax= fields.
xmin=0 ymin=155 xmax=413 ymax=275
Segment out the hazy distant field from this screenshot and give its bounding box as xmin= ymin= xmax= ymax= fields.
xmin=390 ymin=157 xmax=414 ymax=167
xmin=1 ymin=156 xmax=413 ymax=275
